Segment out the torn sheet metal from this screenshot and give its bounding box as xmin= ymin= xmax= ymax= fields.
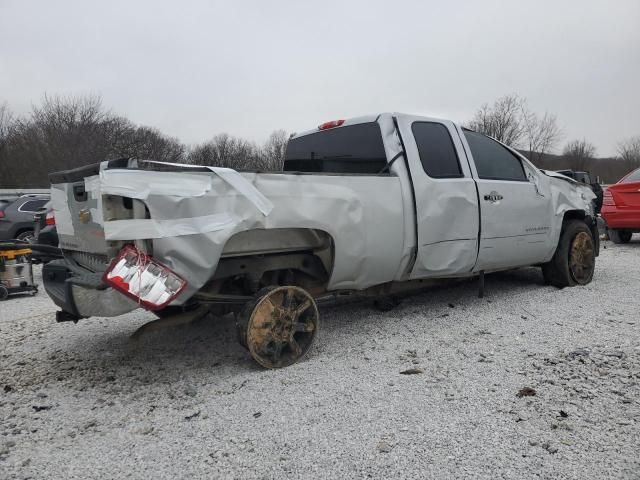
xmin=103 ymin=212 xmax=238 ymax=240
xmin=50 ymin=185 xmax=75 ymax=236
xmin=84 ymin=175 xmax=104 ymax=226
xmin=57 ymin=159 xmax=405 ymax=302
xmin=134 ymin=161 xmax=274 ymax=216
xmin=206 ymin=167 xmax=273 ymax=216
xmin=145 ymin=172 xmax=407 ymax=301
xmin=98 ymin=169 xmax=213 ymax=199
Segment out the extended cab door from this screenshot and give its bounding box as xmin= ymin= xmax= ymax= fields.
xmin=396 ymin=116 xmax=480 ymax=278
xmin=460 ymin=130 xmax=553 ymax=270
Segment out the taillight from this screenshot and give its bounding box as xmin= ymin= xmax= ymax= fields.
xmin=318 ymin=119 xmax=345 ymax=130
xmin=103 ymin=245 xmax=187 ymax=310
xmin=0 ymin=211 xmax=4 ymax=219
xmin=45 ymin=212 xmax=56 ymax=225
xmin=603 ymin=190 xmax=615 ymax=206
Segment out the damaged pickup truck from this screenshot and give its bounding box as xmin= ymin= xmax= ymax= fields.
xmin=44 ymin=113 xmax=599 ymax=368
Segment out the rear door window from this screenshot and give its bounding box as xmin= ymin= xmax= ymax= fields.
xmin=411 ymin=122 xmax=462 ymax=178
xmin=284 ymin=122 xmax=387 ymax=174
xmin=464 ymin=130 xmax=527 ymax=181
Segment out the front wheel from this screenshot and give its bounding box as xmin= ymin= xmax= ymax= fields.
xmin=608 ymin=228 xmax=632 ymax=244
xmin=542 ymin=220 xmax=595 ymax=288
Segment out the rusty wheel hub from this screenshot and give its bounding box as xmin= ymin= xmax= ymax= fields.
xmin=239 ymin=286 xmax=319 ymax=369
xmin=569 ymin=231 xmax=595 ymax=284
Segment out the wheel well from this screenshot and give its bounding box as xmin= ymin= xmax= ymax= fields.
xmin=562 ymin=210 xmax=586 ymax=223
xmin=14 ymin=227 xmax=34 ymax=238
xmin=204 ymin=228 xmax=336 ymax=298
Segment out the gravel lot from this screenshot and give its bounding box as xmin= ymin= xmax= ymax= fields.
xmin=1 ymin=238 xmax=639 ymax=479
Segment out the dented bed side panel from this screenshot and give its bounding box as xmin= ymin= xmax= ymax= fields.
xmin=150 ymin=173 xmax=407 ymax=301
xmin=55 ymin=167 xmax=408 ymax=303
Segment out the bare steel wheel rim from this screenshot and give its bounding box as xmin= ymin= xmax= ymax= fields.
xmin=569 ymin=231 xmax=594 ymax=284
xmin=246 ymin=286 xmax=318 ymax=369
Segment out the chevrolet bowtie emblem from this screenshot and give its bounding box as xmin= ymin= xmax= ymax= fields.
xmin=78 ymin=209 xmax=92 ymax=224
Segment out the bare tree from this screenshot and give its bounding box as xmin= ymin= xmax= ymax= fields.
xmin=617 ymin=136 xmax=640 ymax=169
xmin=0 ymin=101 xmax=14 ymax=146
xmin=0 ymin=102 xmax=15 ymax=184
xmin=258 ymin=129 xmax=288 ymax=170
xmin=521 ymin=109 xmax=563 ymax=163
xmin=466 ymin=94 xmax=526 ymax=147
xmin=109 ymin=122 xmax=185 ymax=163
xmin=188 ymin=133 xmax=257 ymax=169
xmin=562 ymin=139 xmax=597 ymax=171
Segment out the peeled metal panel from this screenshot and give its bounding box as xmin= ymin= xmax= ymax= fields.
xmin=98 ymin=170 xmax=213 ymax=198
xmin=50 ymin=185 xmax=74 ymax=236
xmin=103 ymin=212 xmax=239 ymax=240
xmin=86 ymin=165 xmax=407 ymax=301
xmin=152 ymin=173 xmax=406 ymax=299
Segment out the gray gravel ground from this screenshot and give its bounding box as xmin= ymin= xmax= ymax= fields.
xmin=1 ymin=237 xmax=639 ymax=479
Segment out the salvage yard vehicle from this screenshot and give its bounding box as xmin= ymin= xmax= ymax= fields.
xmin=0 ymin=194 xmax=50 ymax=242
xmin=601 ymin=167 xmax=640 ymax=244
xmin=43 ymin=113 xmax=599 ymax=368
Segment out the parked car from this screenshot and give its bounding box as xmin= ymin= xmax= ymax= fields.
xmin=601 ymin=167 xmax=640 ymax=243
xmin=43 ymin=113 xmax=598 ymax=368
xmin=0 ymin=195 xmax=50 ymax=242
xmin=31 ymin=207 xmax=59 ymax=263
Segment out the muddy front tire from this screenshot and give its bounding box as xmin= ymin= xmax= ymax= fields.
xmin=236 ymin=286 xmax=319 ymax=369
xmin=542 ymin=220 xmax=595 ymax=288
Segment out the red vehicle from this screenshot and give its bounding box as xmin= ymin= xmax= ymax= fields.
xmin=602 ymin=167 xmax=640 ymax=243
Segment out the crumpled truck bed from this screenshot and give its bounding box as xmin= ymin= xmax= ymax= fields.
xmin=51 ymin=163 xmax=413 ymax=303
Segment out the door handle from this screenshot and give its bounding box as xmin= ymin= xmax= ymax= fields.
xmin=484 ymin=191 xmax=503 ymax=202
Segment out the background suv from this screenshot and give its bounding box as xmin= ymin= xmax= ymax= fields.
xmin=0 ymin=195 xmax=50 ymax=241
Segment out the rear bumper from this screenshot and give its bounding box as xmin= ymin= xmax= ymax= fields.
xmin=43 ymin=260 xmax=139 ymax=320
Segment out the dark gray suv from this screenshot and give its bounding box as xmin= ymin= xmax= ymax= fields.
xmin=0 ymin=195 xmax=50 ymax=241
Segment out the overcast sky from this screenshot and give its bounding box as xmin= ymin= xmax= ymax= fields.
xmin=1 ymin=0 xmax=638 ymax=156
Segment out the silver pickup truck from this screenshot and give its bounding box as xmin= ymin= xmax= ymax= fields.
xmin=44 ymin=113 xmax=599 ymax=368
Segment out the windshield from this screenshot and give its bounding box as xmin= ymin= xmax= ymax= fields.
xmin=284 ymin=122 xmax=387 ymax=174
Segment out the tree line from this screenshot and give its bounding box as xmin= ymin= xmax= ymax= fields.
xmin=0 ymin=95 xmax=288 ymax=187
xmin=1 ymin=93 xmax=639 ymax=187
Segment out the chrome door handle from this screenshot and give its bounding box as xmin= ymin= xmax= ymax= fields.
xmin=484 ymin=191 xmax=503 ymax=202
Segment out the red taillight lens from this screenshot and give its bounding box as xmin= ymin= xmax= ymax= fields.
xmin=103 ymin=245 xmax=187 ymax=310
xmin=0 ymin=211 xmax=4 ymax=219
xmin=603 ymin=190 xmax=615 ymax=206
xmin=318 ymin=119 xmax=345 ymax=130
xmin=45 ymin=212 xmax=56 ymax=225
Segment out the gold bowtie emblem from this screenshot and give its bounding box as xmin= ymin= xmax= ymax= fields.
xmin=78 ymin=209 xmax=92 ymax=224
